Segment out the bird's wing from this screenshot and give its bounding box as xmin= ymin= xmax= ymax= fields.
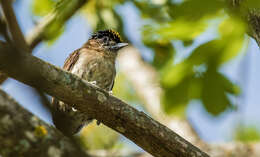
xmin=51 ymin=49 xmax=81 ymax=127
xmin=63 ymin=49 xmax=81 ymax=71
xmin=52 ymin=48 xmax=81 ymax=109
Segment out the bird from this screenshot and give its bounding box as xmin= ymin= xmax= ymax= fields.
xmin=51 ymin=30 xmax=128 ymax=136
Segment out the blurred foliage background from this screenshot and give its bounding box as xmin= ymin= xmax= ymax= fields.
xmin=24 ymin=0 xmax=260 ymax=152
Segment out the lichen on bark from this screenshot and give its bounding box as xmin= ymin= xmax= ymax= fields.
xmin=0 ymin=89 xmax=89 ymax=157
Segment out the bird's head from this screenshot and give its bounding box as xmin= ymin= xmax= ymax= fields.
xmin=90 ymin=29 xmax=128 ymax=52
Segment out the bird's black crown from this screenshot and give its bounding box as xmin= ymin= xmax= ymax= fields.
xmin=91 ymin=29 xmax=123 ymax=43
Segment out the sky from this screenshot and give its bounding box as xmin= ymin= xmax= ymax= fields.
xmin=2 ymin=0 xmax=260 ymax=143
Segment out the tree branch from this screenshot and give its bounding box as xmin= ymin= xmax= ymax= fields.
xmin=0 ymin=0 xmax=29 ymax=52
xmin=0 ymin=0 xmax=87 ymax=84
xmin=0 ymin=88 xmax=90 ymax=157
xmin=0 ymin=43 xmax=210 ymax=157
xmin=26 ymin=0 xmax=87 ymax=49
xmin=248 ymin=9 xmax=260 ymax=47
xmin=228 ymin=0 xmax=260 ymax=47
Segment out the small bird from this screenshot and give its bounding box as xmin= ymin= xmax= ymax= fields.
xmin=51 ymin=30 xmax=128 ymax=136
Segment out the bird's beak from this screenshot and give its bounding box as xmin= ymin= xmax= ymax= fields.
xmin=111 ymin=43 xmax=128 ymax=50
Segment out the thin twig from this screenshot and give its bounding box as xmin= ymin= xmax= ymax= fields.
xmin=0 ymin=0 xmax=30 ymax=84
xmin=26 ymin=0 xmax=87 ymax=49
xmin=0 ymin=0 xmax=87 ymax=85
xmin=0 ymin=0 xmax=29 ymax=52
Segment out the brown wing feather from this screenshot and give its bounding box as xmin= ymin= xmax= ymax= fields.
xmin=51 ymin=48 xmax=83 ymax=135
xmin=63 ymin=49 xmax=81 ymax=71
xmin=52 ymin=48 xmax=81 ymax=111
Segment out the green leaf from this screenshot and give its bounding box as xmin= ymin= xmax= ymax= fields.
xmin=201 ymin=66 xmax=238 ymax=115
xmin=242 ymin=0 xmax=260 ymax=9
xmin=82 ymin=0 xmax=126 ymax=31
xmin=161 ymin=29 xmax=246 ymax=88
xmin=183 ymin=40 xmax=194 ymax=47
xmin=234 ymin=125 xmax=260 ymax=142
xmin=32 ymin=0 xmax=54 ymax=16
xmin=167 ymin=0 xmax=224 ymax=20
xmin=161 ymin=40 xmax=221 ymax=87
xmin=32 ymin=0 xmax=88 ymax=44
xmin=143 ymin=40 xmax=175 ymax=69
xmin=44 ymin=21 xmax=65 ymax=45
xmin=113 ymin=73 xmax=139 ymax=103
xmin=79 ymin=122 xmax=119 ymax=149
xmin=218 ymin=72 xmax=240 ymax=95
xmin=161 ymin=60 xmax=191 ymax=87
xmin=133 ymin=1 xmax=169 ymax=22
xmin=162 ymin=77 xmax=191 ymax=116
xmin=161 ymin=64 xmax=238 ymax=116
xmin=217 ymin=17 xmax=247 ymax=64
xmin=143 ymin=18 xmax=208 ymax=41
xmin=160 ymin=38 xmax=241 ymax=115
xmin=162 ymin=76 xmax=202 ymax=116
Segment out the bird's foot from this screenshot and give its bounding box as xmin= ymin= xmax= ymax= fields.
xmin=88 ymin=81 xmax=98 ymax=87
xmin=108 ymin=90 xmax=113 ymax=95
xmin=72 ymin=107 xmax=77 ymax=112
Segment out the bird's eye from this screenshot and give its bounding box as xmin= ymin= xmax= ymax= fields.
xmin=103 ymin=36 xmax=109 ymax=42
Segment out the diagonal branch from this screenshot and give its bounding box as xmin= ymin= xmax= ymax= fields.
xmin=0 ymin=43 xmax=210 ymax=157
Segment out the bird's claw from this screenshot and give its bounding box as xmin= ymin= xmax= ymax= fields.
xmin=108 ymin=91 xmax=113 ymax=95
xmin=72 ymin=107 xmax=77 ymax=112
xmin=89 ymin=81 xmax=97 ymax=85
xmin=88 ymin=81 xmax=99 ymax=88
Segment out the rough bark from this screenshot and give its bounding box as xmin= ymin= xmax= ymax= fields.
xmin=0 ymin=89 xmax=90 ymax=157
xmin=248 ymin=9 xmax=260 ymax=47
xmin=228 ymin=0 xmax=260 ymax=47
xmin=0 ymin=43 xmax=209 ymax=157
